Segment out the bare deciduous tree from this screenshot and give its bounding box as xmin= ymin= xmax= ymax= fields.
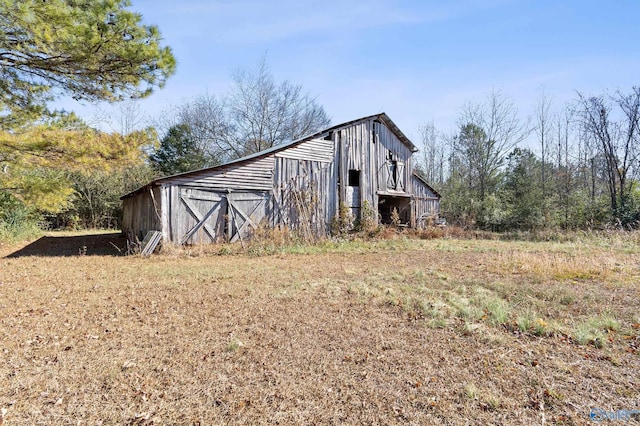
xmin=577 ymin=88 xmax=640 ymax=222
xmin=176 ymin=94 xmax=232 ymax=164
xmin=534 ymin=88 xmax=553 ymax=193
xmin=228 ymin=57 xmax=330 ymax=156
xmin=416 ymin=122 xmax=446 ymax=187
xmin=456 ymin=90 xmax=530 ymax=201
xmin=555 ymin=104 xmax=576 ymax=227
xmin=109 ymin=99 xmax=146 ymax=136
xmin=152 ymin=57 xmax=331 ymax=170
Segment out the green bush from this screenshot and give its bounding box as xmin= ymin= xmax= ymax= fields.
xmin=0 ymin=193 xmax=42 ymax=242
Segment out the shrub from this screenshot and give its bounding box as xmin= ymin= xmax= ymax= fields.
xmin=0 ymin=193 xmax=42 ymax=242
xmin=331 ymin=202 xmax=353 ymax=235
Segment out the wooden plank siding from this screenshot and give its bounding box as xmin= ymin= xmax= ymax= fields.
xmin=274 ymin=138 xmax=334 ymax=163
xmin=274 ymin=137 xmax=336 ymax=235
xmin=373 ymin=119 xmax=413 ymax=195
xmin=161 ymin=138 xmax=336 ymax=244
xmin=166 ymin=186 xmax=227 ymax=244
xmin=411 ymin=174 xmax=440 ymax=227
xmin=227 ymin=190 xmax=272 ymax=242
xmin=121 ymin=186 xmax=162 ymax=242
xmin=274 ymin=157 xmax=334 ymax=236
xmin=120 ymin=113 xmax=441 ymax=245
xmin=159 ymin=156 xmax=276 ymax=243
xmin=332 ymin=118 xmax=414 ymax=223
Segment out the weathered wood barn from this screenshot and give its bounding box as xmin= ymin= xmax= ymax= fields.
xmin=121 ymin=113 xmax=440 ymax=244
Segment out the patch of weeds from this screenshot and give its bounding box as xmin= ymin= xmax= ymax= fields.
xmin=554 ymin=270 xmax=594 ymax=281
xmin=596 ymin=313 xmax=621 ymax=332
xmin=217 ymin=245 xmax=234 ymax=256
xmin=516 ymin=311 xmax=535 ymax=333
xmin=449 ymin=296 xmax=483 ymax=322
xmin=428 ymin=300 xmax=450 ymax=318
xmin=574 ymin=323 xmax=605 ymax=348
xmin=574 ymin=313 xmax=621 ymax=348
xmin=479 ymin=330 xmax=507 ymax=346
xmin=448 ymin=295 xmax=468 ymax=316
xmin=534 ymin=286 xmax=574 ymax=306
xmin=226 ymin=338 xmax=244 ymax=352
xmin=607 ymin=354 xmax=622 ymax=367
xmin=486 ymin=298 xmax=510 ymax=326
xmin=348 ymin=282 xmax=380 ymax=298
xmin=455 ymin=285 xmax=470 ymax=296
xmin=463 ymin=383 xmax=500 ymax=410
xmin=463 ymin=383 xmax=478 ymax=400
xmin=434 ymin=241 xmax=463 ymax=252
xmin=412 ymin=270 xmax=426 ymax=282
xmin=538 ymin=286 xmax=576 ymax=306
xmin=484 ymin=280 xmax=517 ymax=300
xmin=533 ymin=318 xmax=552 ymax=336
xmin=406 ymin=298 xmax=450 ymax=321
xmin=460 ymin=321 xmax=481 ymax=336
xmin=558 ymin=292 xmax=574 ymax=306
xmin=481 ymin=393 xmax=501 ymax=411
xmin=428 ymin=318 xmax=448 ymax=328
xmin=405 ymin=297 xmax=424 ymax=316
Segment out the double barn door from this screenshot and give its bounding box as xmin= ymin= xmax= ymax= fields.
xmin=176 ymin=188 xmax=269 ymax=244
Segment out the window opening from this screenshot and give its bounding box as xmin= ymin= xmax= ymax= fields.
xmin=348 ymin=169 xmax=360 ymax=187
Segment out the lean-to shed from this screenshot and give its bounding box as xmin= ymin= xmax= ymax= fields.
xmin=121 ymin=113 xmax=441 ymax=244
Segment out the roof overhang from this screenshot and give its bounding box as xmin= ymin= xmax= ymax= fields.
xmin=377 ymin=191 xmax=413 ymax=198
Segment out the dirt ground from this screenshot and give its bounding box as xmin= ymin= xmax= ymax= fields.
xmin=0 ymin=232 xmax=638 ymax=425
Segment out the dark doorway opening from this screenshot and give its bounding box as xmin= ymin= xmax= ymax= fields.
xmin=348 ymin=169 xmax=360 ymax=187
xmin=378 ymin=195 xmax=411 ymax=225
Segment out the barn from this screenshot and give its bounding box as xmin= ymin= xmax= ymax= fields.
xmin=121 ymin=113 xmax=440 ymax=245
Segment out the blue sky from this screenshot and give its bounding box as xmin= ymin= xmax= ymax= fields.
xmin=61 ymin=0 xmax=640 ymax=143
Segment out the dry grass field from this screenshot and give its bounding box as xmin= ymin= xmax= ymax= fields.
xmin=0 ymin=231 xmax=639 ymax=425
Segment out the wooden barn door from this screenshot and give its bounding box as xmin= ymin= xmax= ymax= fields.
xmin=226 ymin=191 xmax=271 ymax=242
xmin=178 ymin=188 xmax=226 ymax=244
xmin=175 ymin=188 xmax=271 ymax=244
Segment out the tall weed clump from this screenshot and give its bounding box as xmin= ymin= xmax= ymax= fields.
xmin=0 ymin=193 xmax=42 ymax=242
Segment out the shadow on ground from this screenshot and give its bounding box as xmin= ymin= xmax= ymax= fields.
xmin=5 ymin=233 xmax=128 ymax=258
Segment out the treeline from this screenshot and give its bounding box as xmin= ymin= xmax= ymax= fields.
xmin=415 ymin=89 xmax=640 ymax=231
xmin=3 ymin=86 xmax=639 ymax=241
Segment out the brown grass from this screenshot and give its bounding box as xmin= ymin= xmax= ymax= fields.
xmin=0 ymin=232 xmax=639 ymax=425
